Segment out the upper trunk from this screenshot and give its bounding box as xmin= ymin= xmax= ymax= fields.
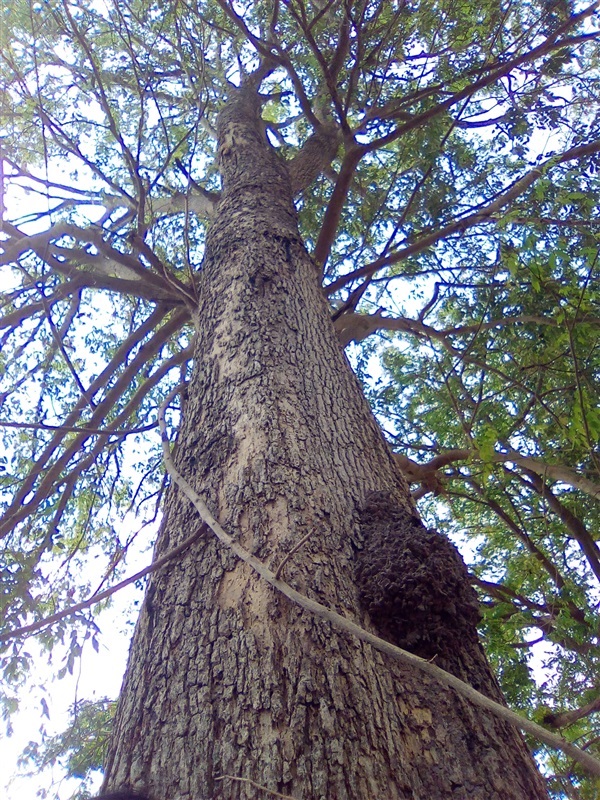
xmin=102 ymin=83 xmax=548 ymax=800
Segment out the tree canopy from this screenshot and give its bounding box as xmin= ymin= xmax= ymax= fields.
xmin=1 ymin=0 xmax=600 ymax=796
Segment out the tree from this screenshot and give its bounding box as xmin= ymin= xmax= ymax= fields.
xmin=1 ymin=0 xmax=600 ymax=797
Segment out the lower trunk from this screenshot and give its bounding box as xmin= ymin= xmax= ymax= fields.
xmin=102 ymin=85 xmax=548 ymax=800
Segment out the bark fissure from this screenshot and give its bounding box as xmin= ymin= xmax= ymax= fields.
xmin=103 ymin=82 xmax=549 ymax=800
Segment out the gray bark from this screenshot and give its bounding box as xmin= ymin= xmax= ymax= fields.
xmin=102 ymin=82 xmax=548 ymax=800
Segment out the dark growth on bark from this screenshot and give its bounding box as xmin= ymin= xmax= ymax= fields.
xmin=356 ymin=491 xmax=482 ymax=668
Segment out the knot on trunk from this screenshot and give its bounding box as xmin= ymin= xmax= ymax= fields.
xmin=356 ymin=491 xmax=481 ymax=662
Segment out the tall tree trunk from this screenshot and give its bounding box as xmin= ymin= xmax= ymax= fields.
xmin=102 ymin=83 xmax=548 ymax=800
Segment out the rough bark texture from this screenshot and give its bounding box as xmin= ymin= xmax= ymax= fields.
xmin=355 ymin=492 xmax=506 ymax=698
xmin=102 ymin=83 xmax=548 ymax=800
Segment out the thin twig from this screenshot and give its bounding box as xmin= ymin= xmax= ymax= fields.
xmin=0 ymin=420 xmax=157 ymax=435
xmin=274 ymin=530 xmax=314 ymax=579
xmin=38 ymin=284 xmax=96 ymax=410
xmin=0 ymin=526 xmax=204 ymax=643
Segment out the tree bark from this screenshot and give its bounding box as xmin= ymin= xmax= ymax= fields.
xmin=102 ymin=82 xmax=548 ymax=800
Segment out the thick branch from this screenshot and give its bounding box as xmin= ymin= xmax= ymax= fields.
xmin=150 ymin=191 xmax=218 ymax=219
xmin=1 ymin=223 xmax=185 ymax=304
xmin=288 ymin=125 xmax=341 ymax=196
xmin=313 ymin=144 xmax=364 ymax=269
xmin=394 ymin=448 xmax=600 ymax=503
xmin=500 ymin=451 xmax=600 ymax=501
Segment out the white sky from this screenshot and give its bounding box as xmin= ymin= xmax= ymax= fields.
xmin=2 ymin=583 xmax=143 ymax=800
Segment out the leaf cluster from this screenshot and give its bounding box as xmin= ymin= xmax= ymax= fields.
xmin=1 ymin=0 xmax=600 ymax=795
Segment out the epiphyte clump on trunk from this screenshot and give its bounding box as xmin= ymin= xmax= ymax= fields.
xmin=355 ymin=491 xmax=481 ymax=663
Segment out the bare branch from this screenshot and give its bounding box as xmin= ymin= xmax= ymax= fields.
xmin=149 ymin=191 xmax=218 ymax=219
xmin=544 ymin=696 xmax=600 ymax=730
xmin=0 ymin=420 xmax=158 ymax=436
xmin=313 ymin=145 xmax=363 ymax=270
xmin=1 ymin=221 xmax=188 ymax=304
xmin=0 ymin=277 xmax=88 ymax=331
xmin=394 ymin=447 xmax=600 ymax=503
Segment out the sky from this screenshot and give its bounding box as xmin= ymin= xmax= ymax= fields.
xmin=1 ymin=176 xmax=152 ymax=800
xmin=2 ymin=581 xmax=143 ymax=800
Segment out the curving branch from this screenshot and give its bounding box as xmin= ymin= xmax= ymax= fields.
xmin=516 ymin=468 xmax=600 ymax=582
xmin=544 ymin=696 xmax=600 ymax=729
xmin=1 ymin=222 xmax=185 ymax=304
xmin=333 ymin=309 xmax=600 ymax=347
xmin=394 ymin=448 xmax=600 ymax=503
xmin=0 ymin=277 xmax=89 ymax=331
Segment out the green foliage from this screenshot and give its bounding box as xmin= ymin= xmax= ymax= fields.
xmin=1 ymin=0 xmax=600 ymax=795
xmin=371 ymin=222 xmax=600 ymax=790
xmin=18 ymin=698 xmax=115 ymax=796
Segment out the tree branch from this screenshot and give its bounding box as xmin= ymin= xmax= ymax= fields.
xmin=360 ymin=3 xmax=600 ymax=152
xmin=313 ymin=144 xmax=364 ymax=270
xmin=517 ymin=468 xmax=600 ymax=582
xmin=394 ymin=447 xmax=600 ymax=503
xmin=544 ymin=696 xmax=600 ymax=729
xmin=0 ymin=420 xmax=158 ymax=436
xmin=0 ymin=526 xmax=205 ymax=643
xmin=1 ymin=222 xmax=185 ymax=304
xmin=0 ymin=309 xmax=188 ymax=539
